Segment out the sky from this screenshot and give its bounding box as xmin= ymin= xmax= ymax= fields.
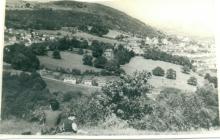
xmin=24 ymin=0 xmax=216 ymax=38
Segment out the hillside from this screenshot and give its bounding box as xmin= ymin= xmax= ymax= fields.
xmin=5 ymin=0 xmax=163 ymax=37
xmin=122 ymin=56 xmax=205 ymax=92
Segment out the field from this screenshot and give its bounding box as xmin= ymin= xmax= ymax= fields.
xmin=44 ymin=77 xmax=101 ymax=94
xmin=38 ymin=51 xmax=101 ymax=72
xmin=122 ymin=56 xmax=205 ymax=92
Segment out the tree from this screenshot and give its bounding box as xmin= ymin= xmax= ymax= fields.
xmin=152 ymin=67 xmax=165 ymax=76
xmin=4 ymin=43 xmax=40 ymax=71
xmin=204 ymin=73 xmax=218 ymax=88
xmin=99 ymin=71 xmax=152 ymax=120
xmin=182 ymin=65 xmax=190 ymax=74
xmin=25 ymin=3 xmax=31 ymax=8
xmin=31 ymin=43 xmax=47 ymax=56
xmin=82 ymin=54 xmax=93 ymax=66
xmin=104 ymin=60 xmax=120 ymax=72
xmin=187 ymin=76 xmax=197 ymax=86
xmin=94 ymin=56 xmax=107 ymax=68
xmin=114 ymin=45 xmax=134 ymax=65
xmin=78 ymin=48 xmax=84 ymax=55
xmin=91 ymin=40 xmax=104 ymax=57
xmin=204 ymin=73 xmax=211 ymax=80
xmin=53 ymin=50 xmax=61 ymax=59
xmin=166 ymin=68 xmax=176 ymax=79
xmin=89 ymin=26 xmax=109 ymax=37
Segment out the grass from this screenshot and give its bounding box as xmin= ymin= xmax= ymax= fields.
xmin=44 ymin=77 xmax=101 ymax=94
xmin=1 ymin=119 xmax=218 ymax=135
xmin=38 ymin=51 xmax=101 ymax=72
xmin=0 ymin=119 xmax=41 ymax=135
xmin=122 ymin=56 xmax=205 ymax=92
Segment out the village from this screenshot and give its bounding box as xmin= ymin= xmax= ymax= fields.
xmin=4 ymin=25 xmax=216 ymax=87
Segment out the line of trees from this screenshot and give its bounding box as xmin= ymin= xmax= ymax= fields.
xmin=143 ymin=48 xmax=193 ymax=69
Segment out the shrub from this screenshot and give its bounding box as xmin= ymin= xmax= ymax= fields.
xmin=78 ymin=48 xmax=84 ymax=55
xmin=152 ymin=67 xmax=165 ymax=76
xmin=91 ymin=40 xmax=104 ymax=57
xmin=114 ymin=45 xmax=135 ymax=65
xmin=63 ymin=92 xmax=73 ymax=102
xmin=187 ymin=76 xmax=197 ymax=86
xmin=89 ymin=26 xmax=109 ymax=37
xmin=62 ymin=91 xmax=83 ymax=102
xmin=71 ymin=69 xmax=81 ymax=75
xmin=52 ymin=50 xmax=61 ymax=59
xmin=94 ymin=56 xmax=107 ymax=68
xmin=182 ymin=65 xmax=190 ymax=74
xmin=82 ymin=54 xmax=93 ymax=66
xmin=204 ymin=73 xmax=218 ymax=88
xmin=166 ymin=68 xmax=176 ymax=79
xmin=99 ymin=113 xmax=129 ymax=129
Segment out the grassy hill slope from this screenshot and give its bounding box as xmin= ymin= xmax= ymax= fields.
xmin=5 ymin=0 xmax=163 ymax=37
xmin=122 ymin=56 xmax=205 ymax=92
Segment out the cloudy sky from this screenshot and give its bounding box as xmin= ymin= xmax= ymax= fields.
xmin=24 ymin=0 xmax=216 ymax=38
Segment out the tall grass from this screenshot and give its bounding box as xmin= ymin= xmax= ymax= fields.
xmin=0 ymin=119 xmax=41 ymax=135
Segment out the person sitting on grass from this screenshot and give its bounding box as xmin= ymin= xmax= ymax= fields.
xmin=41 ymin=99 xmax=62 ymax=135
xmin=61 ymin=115 xmax=78 ymax=134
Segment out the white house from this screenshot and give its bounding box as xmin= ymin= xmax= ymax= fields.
xmin=83 ymin=79 xmax=92 ymax=86
xmin=103 ymin=49 xmax=114 ymax=60
xmin=64 ymin=77 xmax=77 ymax=84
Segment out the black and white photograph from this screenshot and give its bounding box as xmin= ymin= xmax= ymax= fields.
xmin=0 ymin=0 xmax=219 ymax=137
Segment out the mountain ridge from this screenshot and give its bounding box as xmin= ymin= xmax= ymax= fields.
xmin=5 ymin=0 xmax=164 ymax=37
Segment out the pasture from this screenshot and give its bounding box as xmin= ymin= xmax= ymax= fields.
xmin=38 ymin=51 xmax=101 ymax=72
xmin=122 ymin=56 xmax=205 ymax=92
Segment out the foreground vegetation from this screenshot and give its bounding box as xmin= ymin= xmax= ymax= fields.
xmin=1 ymin=70 xmax=219 ymax=134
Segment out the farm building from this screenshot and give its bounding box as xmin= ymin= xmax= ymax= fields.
xmin=63 ymin=77 xmax=77 ymax=84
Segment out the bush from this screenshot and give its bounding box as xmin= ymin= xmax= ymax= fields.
xmin=166 ymin=68 xmax=176 ymax=79
xmin=91 ymin=40 xmax=104 ymax=57
xmin=100 ymin=113 xmax=129 ymax=129
xmin=82 ymin=54 xmax=93 ymax=66
xmin=78 ymin=48 xmax=84 ymax=55
xmin=114 ymin=45 xmax=135 ymax=65
xmin=89 ymin=26 xmax=109 ymax=37
xmin=152 ymin=67 xmax=165 ymax=76
xmin=52 ymin=50 xmax=61 ymax=59
xmin=187 ymin=76 xmax=197 ymax=86
xmin=182 ymin=65 xmax=190 ymax=74
xmin=94 ymin=56 xmax=107 ymax=68
xmin=62 ymin=91 xmax=83 ymax=102
xmin=71 ymin=69 xmax=81 ymax=75
xmin=204 ymin=73 xmax=218 ymax=88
